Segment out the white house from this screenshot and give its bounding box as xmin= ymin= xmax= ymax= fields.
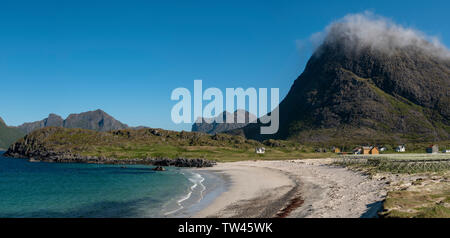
xmin=426 ymin=145 xmax=439 ymax=154
xmin=255 ymin=147 xmax=265 ymax=154
xmin=352 ymin=147 xmax=362 ymax=155
xmin=395 ymin=145 xmax=406 ymax=152
xmin=443 ymin=149 xmax=450 ymax=153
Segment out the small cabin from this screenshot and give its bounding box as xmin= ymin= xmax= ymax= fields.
xmin=361 ymin=146 xmax=371 ymax=155
xmin=370 ymin=147 xmax=379 ymax=155
xmin=332 ymin=147 xmax=341 ymax=153
xmin=426 ymin=145 xmax=439 ymax=154
xmin=255 ymin=147 xmax=265 ymax=154
xmin=396 ymin=145 xmax=406 ymax=152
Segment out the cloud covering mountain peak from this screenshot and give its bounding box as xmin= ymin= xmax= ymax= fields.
xmin=311 ymin=12 xmax=450 ymax=59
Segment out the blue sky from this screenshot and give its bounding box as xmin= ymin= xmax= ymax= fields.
xmin=1 ymin=0 xmax=449 ymax=131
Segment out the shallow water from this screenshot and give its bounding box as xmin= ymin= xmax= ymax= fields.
xmin=0 ymin=152 xmax=214 ymax=218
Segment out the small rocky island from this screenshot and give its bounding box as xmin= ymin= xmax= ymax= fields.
xmin=152 ymin=166 xmax=166 ymax=171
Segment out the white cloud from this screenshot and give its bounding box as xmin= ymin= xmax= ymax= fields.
xmin=310 ymin=11 xmax=450 ymax=59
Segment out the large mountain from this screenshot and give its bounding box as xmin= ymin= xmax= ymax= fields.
xmin=18 ymin=113 xmax=64 ymax=134
xmin=63 ymin=109 xmax=128 ymax=132
xmin=0 ymin=117 xmax=25 ymax=149
xmin=17 ymin=109 xmax=128 ymax=134
xmin=234 ymin=14 xmax=450 ymax=145
xmin=192 ymin=110 xmax=256 ymax=134
xmin=1 ymin=110 xmax=132 ymax=148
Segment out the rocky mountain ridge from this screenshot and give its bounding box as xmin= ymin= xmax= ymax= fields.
xmin=17 ymin=109 xmax=129 ymax=134
xmin=192 ymin=110 xmax=257 ymax=134
xmin=232 ymin=33 xmax=450 ymax=145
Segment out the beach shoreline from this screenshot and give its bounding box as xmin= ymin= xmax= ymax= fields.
xmin=0 ymin=151 xmax=387 ymax=218
xmin=164 ymin=169 xmax=230 ymax=218
xmin=193 ymin=161 xmax=299 ymax=218
xmin=192 ymin=159 xmax=387 ymax=218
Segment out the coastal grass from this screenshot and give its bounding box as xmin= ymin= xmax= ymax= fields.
xmin=12 ymin=127 xmax=333 ymax=163
xmin=336 ymin=154 xmax=450 ymax=218
xmin=381 ymin=173 xmax=450 ymax=218
xmin=82 ymin=144 xmax=333 ymax=162
xmin=10 ymin=126 xmax=448 ymax=163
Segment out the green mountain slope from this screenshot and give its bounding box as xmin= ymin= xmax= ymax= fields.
xmin=0 ymin=117 xmax=25 ymax=150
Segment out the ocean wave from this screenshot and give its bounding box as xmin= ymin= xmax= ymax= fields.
xmin=163 ymin=171 xmax=205 ymax=216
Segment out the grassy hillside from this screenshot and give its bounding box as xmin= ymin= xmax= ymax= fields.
xmin=0 ymin=120 xmax=25 ymax=150
xmin=7 ymin=126 xmax=449 ymax=162
xmin=6 ymin=127 xmax=332 ymax=162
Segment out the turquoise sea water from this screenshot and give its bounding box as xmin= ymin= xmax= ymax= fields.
xmin=0 ymin=152 xmax=212 ymax=218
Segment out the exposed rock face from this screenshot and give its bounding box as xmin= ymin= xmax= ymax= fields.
xmin=192 ymin=110 xmax=257 ymax=134
xmin=17 ymin=110 xmax=128 ymax=134
xmin=151 ymin=158 xmax=215 ymax=167
xmin=235 ymin=33 xmax=450 ymax=144
xmin=4 ymin=141 xmax=215 ymax=168
xmin=63 ymin=109 xmax=128 ymax=132
xmin=152 ymin=166 xmax=166 ymax=171
xmin=4 ymin=152 xmax=216 ymax=168
xmin=18 ymin=114 xmax=64 ymax=134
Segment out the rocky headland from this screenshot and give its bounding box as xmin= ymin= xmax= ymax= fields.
xmin=4 ymin=148 xmax=215 ymax=167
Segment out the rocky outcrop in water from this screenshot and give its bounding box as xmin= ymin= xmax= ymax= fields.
xmin=152 ymin=166 xmax=166 ymax=171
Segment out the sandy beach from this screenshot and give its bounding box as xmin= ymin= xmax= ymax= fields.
xmin=194 ymin=158 xmax=388 ymax=218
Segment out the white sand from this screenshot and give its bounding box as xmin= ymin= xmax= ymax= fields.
xmin=194 ymin=159 xmax=387 ymax=218
xmin=193 ymin=162 xmax=296 ymax=218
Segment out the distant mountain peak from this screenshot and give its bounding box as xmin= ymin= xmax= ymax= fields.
xmin=64 ymin=109 xmax=128 ymax=132
xmin=192 ymin=110 xmax=257 ymax=134
xmin=45 ymin=113 xmax=64 ymax=125
xmin=16 ymin=109 xmax=128 ymax=134
xmin=48 ymin=113 xmax=61 ymax=118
